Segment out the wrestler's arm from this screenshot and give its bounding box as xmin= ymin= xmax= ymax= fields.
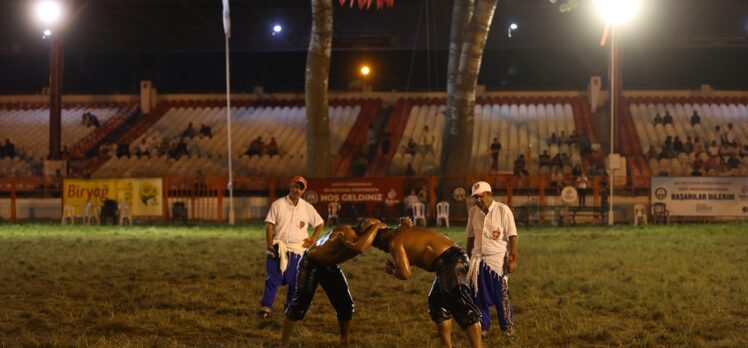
xmin=386 ymin=245 xmax=412 ymax=280
xmin=341 ymin=222 xmax=387 ymax=253
xmin=265 ymin=223 xmax=276 ymax=257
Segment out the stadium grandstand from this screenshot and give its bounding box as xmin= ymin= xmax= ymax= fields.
xmin=1 ymin=0 xmax=747 ymax=225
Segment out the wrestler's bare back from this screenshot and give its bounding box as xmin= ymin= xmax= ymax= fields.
xmin=383 ymin=226 xmax=455 ymax=277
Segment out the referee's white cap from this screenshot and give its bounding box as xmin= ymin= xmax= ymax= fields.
xmin=471 ymin=181 xmax=491 ymax=197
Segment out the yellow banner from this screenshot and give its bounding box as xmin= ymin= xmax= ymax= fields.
xmin=63 ymin=178 xmax=163 ymax=216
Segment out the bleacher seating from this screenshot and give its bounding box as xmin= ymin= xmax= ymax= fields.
xmin=0 ymin=104 xmax=126 ymax=159
xmin=93 ymin=100 xmax=368 ymax=178
xmin=383 ymin=97 xmax=588 ymax=176
xmin=628 ymin=99 xmax=748 ymax=176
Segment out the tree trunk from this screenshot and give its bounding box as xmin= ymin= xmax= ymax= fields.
xmin=452 ymin=0 xmax=499 ymax=174
xmin=442 ymin=0 xmax=474 ymax=175
xmin=306 ymin=0 xmax=333 ymax=178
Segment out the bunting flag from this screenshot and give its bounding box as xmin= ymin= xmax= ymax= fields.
xmin=338 ymin=0 xmax=394 ymax=10
xmin=222 ymin=0 xmax=231 ymax=38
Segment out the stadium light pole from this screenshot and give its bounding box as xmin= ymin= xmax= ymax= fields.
xmin=34 ymin=0 xmax=65 ymax=160
xmin=596 ymin=0 xmax=639 ymax=226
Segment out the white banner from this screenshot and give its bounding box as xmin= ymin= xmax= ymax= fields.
xmin=651 ymin=177 xmax=748 ymax=216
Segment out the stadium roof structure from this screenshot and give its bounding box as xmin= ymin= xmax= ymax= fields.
xmin=0 ymin=0 xmax=746 ymax=93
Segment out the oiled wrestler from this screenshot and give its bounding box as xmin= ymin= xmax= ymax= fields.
xmin=281 ymin=218 xmax=387 ymax=347
xmin=365 ymin=218 xmax=483 ymax=348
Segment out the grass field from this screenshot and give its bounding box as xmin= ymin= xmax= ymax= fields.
xmin=1 ymin=222 xmax=747 ymax=347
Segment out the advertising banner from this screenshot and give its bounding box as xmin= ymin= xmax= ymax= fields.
xmin=63 ymin=178 xmax=163 ymax=216
xmin=651 ymin=177 xmax=748 ymax=216
xmin=303 ymin=178 xmax=404 ymax=205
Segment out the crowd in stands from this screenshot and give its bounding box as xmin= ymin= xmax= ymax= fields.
xmin=81 ymin=112 xmax=100 ymax=128
xmin=244 ymin=136 xmax=280 ymax=157
xmin=648 ymin=110 xmax=744 ymax=176
xmin=0 ymin=138 xmax=16 ymax=159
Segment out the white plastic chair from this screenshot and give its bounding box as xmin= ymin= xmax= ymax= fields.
xmin=412 ymin=202 xmax=426 ymax=227
xmin=84 ymin=202 xmax=100 ymax=225
xmin=61 ymin=205 xmax=76 ymax=225
xmin=119 ymin=201 xmax=133 ymax=226
xmin=435 ymin=201 xmax=450 ymax=228
xmin=327 ymin=202 xmax=341 ymax=226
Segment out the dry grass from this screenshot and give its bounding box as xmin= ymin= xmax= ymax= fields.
xmin=1 ymin=223 xmax=747 ymax=347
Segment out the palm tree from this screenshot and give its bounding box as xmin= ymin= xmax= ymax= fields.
xmin=306 ymin=0 xmax=334 ymax=178
xmin=442 ymin=0 xmax=499 ymax=175
xmin=306 ymin=0 xmax=395 ymax=178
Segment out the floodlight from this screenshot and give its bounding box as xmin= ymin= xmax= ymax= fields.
xmin=510 ymin=23 xmax=518 ymax=30
xmin=43 ymin=29 xmax=52 ymax=36
xmin=273 ymin=24 xmax=282 ymax=33
xmin=360 ymin=65 xmax=371 ymax=77
xmin=35 ymin=0 xmax=63 ymax=27
xmin=595 ymin=0 xmax=640 ymax=24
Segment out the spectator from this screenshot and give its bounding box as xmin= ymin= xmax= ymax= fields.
xmin=194 ymin=169 xmax=207 ymax=191
xmin=727 ymin=154 xmax=741 ymax=169
xmin=116 ymin=143 xmax=131 ymax=158
xmin=490 ymin=137 xmax=502 ymax=172
xmin=646 ymin=145 xmax=658 ymax=161
xmin=136 ymin=139 xmax=150 ymax=158
xmin=1 ymin=138 xmax=16 ymax=158
xmin=692 ymin=157 xmax=704 ymax=172
xmin=548 ymin=132 xmax=559 ymax=146
xmin=662 ymin=111 xmax=673 ymax=125
xmin=664 ymin=136 xmax=673 ymax=150
xmin=171 ymin=138 xmax=189 ymax=159
xmin=725 ymin=123 xmax=737 ymax=147
xmin=690 ymin=168 xmax=702 ymax=176
xmin=89 ymin=113 xmax=100 ymax=128
xmin=683 ymin=136 xmax=693 ymax=154
xmin=404 ymin=162 xmax=415 ymax=176
xmin=404 ymin=138 xmax=417 ymax=156
xmin=561 ymin=152 xmax=571 ymax=166
xmin=199 ymin=123 xmax=213 ymax=138
xmin=741 ymin=145 xmax=748 ymax=159
xmin=657 ymin=169 xmax=669 ymax=176
xmin=571 ymin=164 xmax=583 ymax=177
xmin=350 ymin=150 xmax=368 ymax=177
xmin=538 ymin=150 xmax=551 ymax=170
xmin=181 ymin=122 xmax=197 ymax=139
xmin=715 ymin=126 xmax=723 ymax=145
xmin=692 ymin=136 xmax=704 ymax=155
xmin=380 ymin=131 xmax=391 ymax=155
xmin=708 ymin=140 xmax=720 ymax=158
xmin=568 ymin=130 xmax=581 ymax=146
xmin=404 ymin=189 xmax=419 ymax=216
xmin=266 ymin=137 xmax=279 ymax=157
xmin=575 ymin=172 xmax=589 ymax=207
xmin=60 ymin=145 xmax=71 ymax=160
xmin=673 ymin=136 xmax=685 ymax=153
xmin=551 ymin=153 xmax=563 ymax=168
xmin=366 ymin=124 xmax=378 ymax=161
xmin=559 ymin=131 xmax=568 ymax=145
xmin=81 ymin=112 xmax=90 ymax=126
xmin=550 ymin=166 xmax=564 ymax=191
xmin=158 ymin=139 xmax=170 ymax=157
xmin=690 ymin=111 xmax=701 ymax=126
xmin=513 ymin=154 xmax=529 ymax=177
xmin=653 ymin=113 xmax=663 ymax=126
xmin=420 ymin=125 xmax=435 ymax=154
xmin=245 ymin=136 xmax=264 ymax=157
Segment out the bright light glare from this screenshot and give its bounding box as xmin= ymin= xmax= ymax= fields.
xmin=595 ymin=0 xmax=640 ymax=24
xmin=273 ymin=24 xmax=282 ymax=33
xmin=43 ymin=29 xmax=52 ymax=36
xmin=360 ymin=66 xmax=371 ymax=76
xmin=509 ymin=23 xmax=518 ymax=30
xmin=35 ymin=1 xmax=62 ymax=26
